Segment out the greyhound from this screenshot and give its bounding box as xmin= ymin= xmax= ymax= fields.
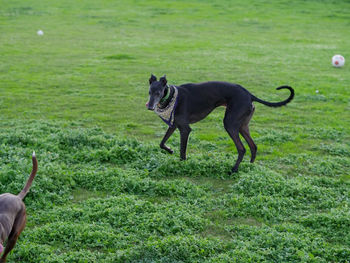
xmin=0 ymin=152 xmax=38 ymax=262
xmin=146 ymin=74 xmax=294 ymax=173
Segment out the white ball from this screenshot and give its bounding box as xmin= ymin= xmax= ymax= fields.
xmin=332 ymin=55 xmax=345 ymax=67
xmin=37 ymin=30 xmax=44 ymax=36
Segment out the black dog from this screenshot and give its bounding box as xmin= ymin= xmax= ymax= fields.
xmin=146 ymin=74 xmax=294 ymax=173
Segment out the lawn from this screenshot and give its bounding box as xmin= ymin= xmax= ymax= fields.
xmin=0 ymin=0 xmax=350 ymax=262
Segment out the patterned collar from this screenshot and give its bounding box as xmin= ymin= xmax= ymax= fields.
xmin=154 ymin=86 xmax=179 ymax=127
xmin=159 ymin=85 xmax=171 ymax=104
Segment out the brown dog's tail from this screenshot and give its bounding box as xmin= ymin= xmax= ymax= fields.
xmin=251 ymin=86 xmax=294 ymax=107
xmin=18 ymin=152 xmax=38 ymax=200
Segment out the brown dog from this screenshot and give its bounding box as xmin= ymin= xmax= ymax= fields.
xmin=0 ymin=152 xmax=38 ymax=262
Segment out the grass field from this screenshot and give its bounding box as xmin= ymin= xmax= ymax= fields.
xmin=1 ymin=0 xmax=350 ymax=262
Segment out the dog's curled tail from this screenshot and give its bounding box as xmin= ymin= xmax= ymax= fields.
xmin=18 ymin=152 xmax=38 ymax=200
xmin=251 ymin=86 xmax=294 ymax=107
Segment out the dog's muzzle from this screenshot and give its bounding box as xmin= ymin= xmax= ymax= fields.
xmin=146 ymin=101 xmax=155 ymax=111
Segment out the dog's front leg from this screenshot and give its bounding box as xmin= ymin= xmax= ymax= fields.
xmin=178 ymin=125 xmax=192 ymax=160
xmin=160 ymin=126 xmax=176 ymax=154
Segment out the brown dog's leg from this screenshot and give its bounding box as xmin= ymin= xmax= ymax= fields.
xmin=0 ymin=211 xmax=26 ymax=263
xmin=178 ymin=125 xmax=191 ymax=160
xmin=160 ymin=126 xmax=176 ymax=154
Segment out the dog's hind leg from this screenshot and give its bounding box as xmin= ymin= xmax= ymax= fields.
xmin=223 ymin=106 xmax=246 ymax=173
xmin=240 ymin=125 xmax=257 ymax=163
xmin=160 ymin=126 xmax=176 ymax=154
xmin=178 ymin=125 xmax=192 ymax=160
xmin=239 ymin=105 xmax=257 ymax=163
xmin=0 ymin=211 xmax=26 ymax=263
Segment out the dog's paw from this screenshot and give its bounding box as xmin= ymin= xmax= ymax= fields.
xmin=160 ymin=146 xmax=174 ymax=155
xmin=231 ymin=167 xmax=239 ymax=174
xmin=167 ymin=149 xmax=174 ymax=154
xmin=164 ymin=148 xmax=173 ymax=154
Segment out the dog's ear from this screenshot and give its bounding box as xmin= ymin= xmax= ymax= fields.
xmin=159 ymin=75 xmax=167 ymax=86
xmin=149 ymin=74 xmax=157 ymax=84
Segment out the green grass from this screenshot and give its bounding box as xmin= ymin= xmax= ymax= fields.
xmin=0 ymin=0 xmax=350 ymax=262
xmin=0 ymin=121 xmax=349 ymax=262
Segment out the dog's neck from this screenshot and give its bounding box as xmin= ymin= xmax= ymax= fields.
xmin=158 ymin=85 xmax=174 ymax=108
xmin=160 ymin=85 xmax=170 ymax=103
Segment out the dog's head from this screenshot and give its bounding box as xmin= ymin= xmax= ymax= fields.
xmin=146 ymin=74 xmax=168 ymax=110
